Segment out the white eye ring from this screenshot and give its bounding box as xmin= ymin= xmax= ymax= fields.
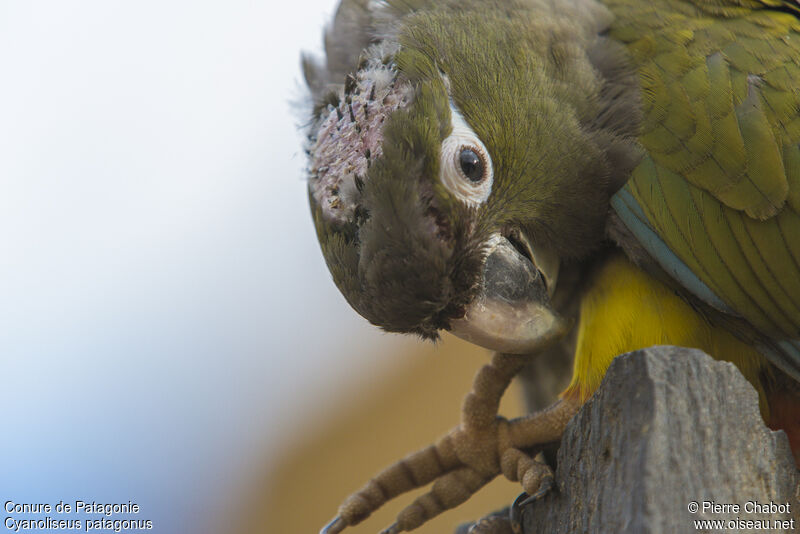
xmin=439 ymin=104 xmax=493 ymax=206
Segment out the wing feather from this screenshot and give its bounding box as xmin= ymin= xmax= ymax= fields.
xmin=607 ymin=0 xmax=800 ymax=374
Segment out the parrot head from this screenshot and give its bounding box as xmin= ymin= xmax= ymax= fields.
xmin=305 ymin=3 xmax=641 ymax=352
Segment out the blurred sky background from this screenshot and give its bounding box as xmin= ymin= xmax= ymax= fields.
xmin=0 ymin=1 xmax=419 ymax=532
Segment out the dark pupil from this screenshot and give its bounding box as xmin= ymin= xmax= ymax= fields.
xmin=459 ymin=148 xmax=484 ymax=182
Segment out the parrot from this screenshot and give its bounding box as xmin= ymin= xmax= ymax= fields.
xmin=301 ymin=0 xmax=800 ymax=532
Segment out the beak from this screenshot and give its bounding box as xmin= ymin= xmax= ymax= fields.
xmin=449 ymin=232 xmax=566 ymax=354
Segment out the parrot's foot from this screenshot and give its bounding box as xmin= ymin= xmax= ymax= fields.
xmin=319 ymin=354 xmax=580 ymax=534
xmin=453 ymin=480 xmax=555 ymax=534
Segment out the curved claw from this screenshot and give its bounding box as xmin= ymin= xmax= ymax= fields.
xmin=508 ymin=476 xmax=555 ymax=533
xmin=319 ymin=357 xmax=575 ymax=534
xmin=320 ymin=516 xmax=346 ymax=534
xmin=508 ymin=492 xmax=529 ymax=534
xmin=519 ymin=474 xmax=553 ymax=507
xmin=379 ymin=522 xmax=401 ymax=534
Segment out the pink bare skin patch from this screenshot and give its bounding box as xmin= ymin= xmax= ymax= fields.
xmin=309 ymin=65 xmax=411 ymax=225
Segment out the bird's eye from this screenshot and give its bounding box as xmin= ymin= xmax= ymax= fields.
xmin=440 ymin=105 xmax=493 ymax=205
xmin=458 ymin=147 xmax=487 ymax=183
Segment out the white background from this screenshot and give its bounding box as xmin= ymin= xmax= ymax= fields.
xmin=0 ymin=2 xmax=410 ymax=532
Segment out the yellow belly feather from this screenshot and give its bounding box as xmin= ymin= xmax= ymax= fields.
xmin=562 ymin=253 xmax=770 ymax=416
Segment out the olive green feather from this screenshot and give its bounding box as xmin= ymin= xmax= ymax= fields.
xmin=606 ymin=0 xmax=800 ymax=339
xmin=305 ymin=0 xmax=643 ymax=337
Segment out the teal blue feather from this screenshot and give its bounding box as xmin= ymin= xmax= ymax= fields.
xmin=611 ymin=189 xmax=734 ymax=314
